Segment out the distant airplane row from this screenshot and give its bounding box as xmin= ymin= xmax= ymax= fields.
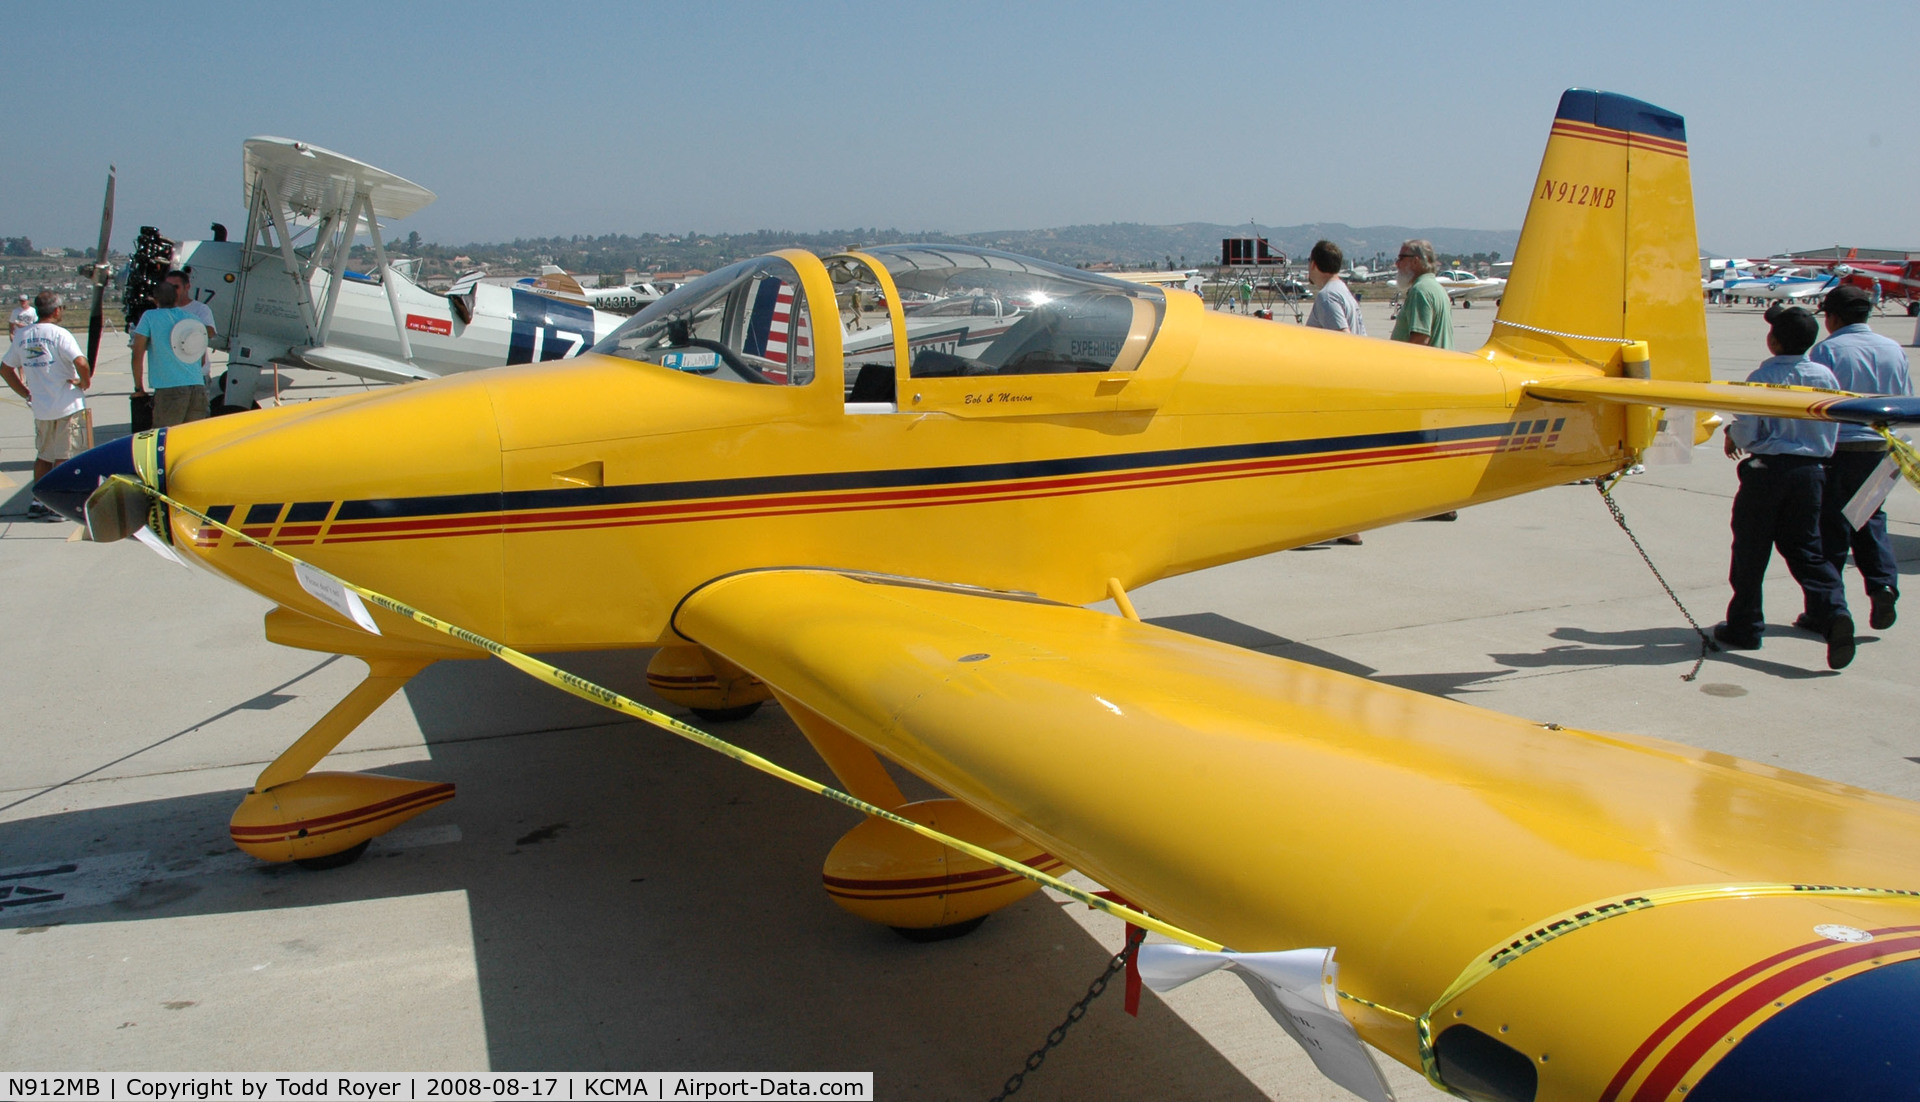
xmin=1705 ymin=252 xmax=1920 ymax=313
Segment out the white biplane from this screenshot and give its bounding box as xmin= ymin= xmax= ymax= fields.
xmin=163 ymin=138 xmax=627 ymax=408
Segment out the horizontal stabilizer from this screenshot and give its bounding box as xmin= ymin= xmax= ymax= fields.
xmin=293 ymin=345 xmax=439 ymax=383
xmin=1524 ymin=374 xmax=1920 ymax=426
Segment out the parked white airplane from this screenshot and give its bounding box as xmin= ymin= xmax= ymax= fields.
xmin=582 ymin=281 xmax=673 ymax=314
xmin=157 ymin=138 xmax=627 ymax=408
xmin=518 ymin=267 xmax=676 ymax=315
xmin=1719 ymin=268 xmax=1840 ymax=304
xmin=1434 ymin=268 xmax=1506 ymax=306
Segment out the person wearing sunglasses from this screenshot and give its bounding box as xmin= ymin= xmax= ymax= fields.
xmin=1389 ymin=239 xmax=1452 ymax=350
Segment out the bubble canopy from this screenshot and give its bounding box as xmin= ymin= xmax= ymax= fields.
xmin=847 ymin=246 xmax=1168 ymax=379
xmin=592 ymin=246 xmax=1168 ymax=385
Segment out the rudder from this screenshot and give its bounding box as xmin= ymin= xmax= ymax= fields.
xmin=1491 ymin=90 xmax=1708 ymax=384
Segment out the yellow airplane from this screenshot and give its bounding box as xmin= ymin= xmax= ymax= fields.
xmin=38 ymin=89 xmax=1920 ymax=1101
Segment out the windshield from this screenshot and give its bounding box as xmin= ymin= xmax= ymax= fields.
xmin=856 ymin=246 xmax=1165 ymax=379
xmin=590 ymin=257 xmax=814 ymax=385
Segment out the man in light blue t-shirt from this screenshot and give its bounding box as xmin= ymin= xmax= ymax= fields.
xmin=131 ymin=278 xmax=209 ymax=426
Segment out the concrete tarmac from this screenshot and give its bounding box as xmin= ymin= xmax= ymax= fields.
xmin=3 ymin=303 xmax=1917 ymax=1100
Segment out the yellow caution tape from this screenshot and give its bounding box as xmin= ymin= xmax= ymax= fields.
xmin=107 ymin=474 xmax=1226 ymax=953
xmin=1398 ymin=880 xmax=1920 ymax=1089
xmin=1874 ymin=426 xmax=1920 ymax=492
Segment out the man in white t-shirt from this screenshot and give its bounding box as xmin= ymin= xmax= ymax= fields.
xmin=1 ymin=292 xmax=94 ymax=513
xmin=9 ymin=294 xmax=34 ymax=337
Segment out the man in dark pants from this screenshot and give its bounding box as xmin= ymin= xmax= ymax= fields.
xmin=1715 ymin=306 xmax=1855 ymax=669
xmin=1811 ymin=285 xmax=1911 ymax=632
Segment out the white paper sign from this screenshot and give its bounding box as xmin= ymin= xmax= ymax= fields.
xmin=1138 ymin=944 xmax=1394 ymax=1102
xmin=132 ymin=525 xmax=187 ymax=566
xmin=1844 ymin=449 xmax=1903 ymax=531
xmin=1644 ymin=414 xmax=1695 ymax=466
xmin=294 ymin=561 xmax=382 ymax=634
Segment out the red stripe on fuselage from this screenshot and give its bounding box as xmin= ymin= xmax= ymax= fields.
xmin=305 ymin=438 xmax=1506 ymax=547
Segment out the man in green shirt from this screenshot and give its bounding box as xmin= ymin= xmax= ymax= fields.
xmin=1392 ymin=239 xmax=1460 ymax=520
xmin=1389 ymin=238 xmax=1452 ymax=349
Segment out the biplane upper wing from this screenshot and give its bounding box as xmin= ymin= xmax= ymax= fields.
xmin=242 ymin=136 xmax=436 ymax=221
xmin=673 ymin=567 xmax=1920 ymax=1094
xmin=1524 ymin=374 xmax=1920 ymax=424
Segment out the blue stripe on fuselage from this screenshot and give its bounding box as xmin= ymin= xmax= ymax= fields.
xmin=330 ymin=420 xmax=1522 ymax=523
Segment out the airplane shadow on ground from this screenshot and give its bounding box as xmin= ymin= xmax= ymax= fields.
xmin=0 ymin=652 xmax=1272 ymax=1101
xmin=1148 ymin=611 xmax=1517 ymax=698
xmin=1494 ymin=625 xmax=1847 ymax=681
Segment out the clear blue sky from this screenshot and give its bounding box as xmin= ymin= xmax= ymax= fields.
xmin=9 ymin=1 xmax=1916 ymax=257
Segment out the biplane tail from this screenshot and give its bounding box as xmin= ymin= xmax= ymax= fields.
xmin=1491 ymin=90 xmax=1708 ymax=384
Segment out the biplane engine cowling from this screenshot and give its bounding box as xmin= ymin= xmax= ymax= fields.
xmin=822 ymin=798 xmax=1064 ymax=932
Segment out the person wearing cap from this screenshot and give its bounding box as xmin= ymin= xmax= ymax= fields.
xmin=129 ymin=277 xmax=209 ymax=427
xmin=1 ymin=292 xmax=93 ymax=508
xmin=9 ymin=294 xmax=35 ymax=338
xmin=1714 ymin=305 xmax=1854 ymax=669
xmin=1810 ymin=284 xmax=1911 ymax=632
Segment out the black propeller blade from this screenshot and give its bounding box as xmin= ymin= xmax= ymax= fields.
xmin=85 ymin=166 xmax=115 ymax=367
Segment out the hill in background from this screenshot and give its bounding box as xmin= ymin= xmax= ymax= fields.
xmin=382 ymin=221 xmax=1520 ymax=284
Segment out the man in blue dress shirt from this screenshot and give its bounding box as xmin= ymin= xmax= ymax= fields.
xmin=1715 ymin=306 xmax=1854 ymax=669
xmin=1810 ymin=285 xmax=1912 ymax=632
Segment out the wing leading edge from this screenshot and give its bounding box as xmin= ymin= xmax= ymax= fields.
xmin=1523 ymin=374 xmax=1920 ymax=424
xmin=672 ymin=568 xmax=1920 ymax=1091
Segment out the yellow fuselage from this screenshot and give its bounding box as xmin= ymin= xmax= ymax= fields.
xmin=161 ymin=290 xmax=1624 ymax=653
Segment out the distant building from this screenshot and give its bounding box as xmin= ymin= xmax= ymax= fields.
xmin=1785 ymin=245 xmax=1919 ymax=262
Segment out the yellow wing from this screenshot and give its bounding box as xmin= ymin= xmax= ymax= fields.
xmin=673 ymin=567 xmax=1920 ymax=1099
xmin=1524 ymin=373 xmax=1920 ymax=424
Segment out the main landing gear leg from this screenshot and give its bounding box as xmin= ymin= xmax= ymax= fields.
xmin=774 ymin=689 xmax=1067 ymax=941
xmin=230 ymin=657 xmax=455 ymax=868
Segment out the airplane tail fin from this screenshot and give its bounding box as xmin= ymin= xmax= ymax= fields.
xmin=1490 ymin=90 xmax=1707 ymax=384
xmin=528 ymin=267 xmax=591 ymax=306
